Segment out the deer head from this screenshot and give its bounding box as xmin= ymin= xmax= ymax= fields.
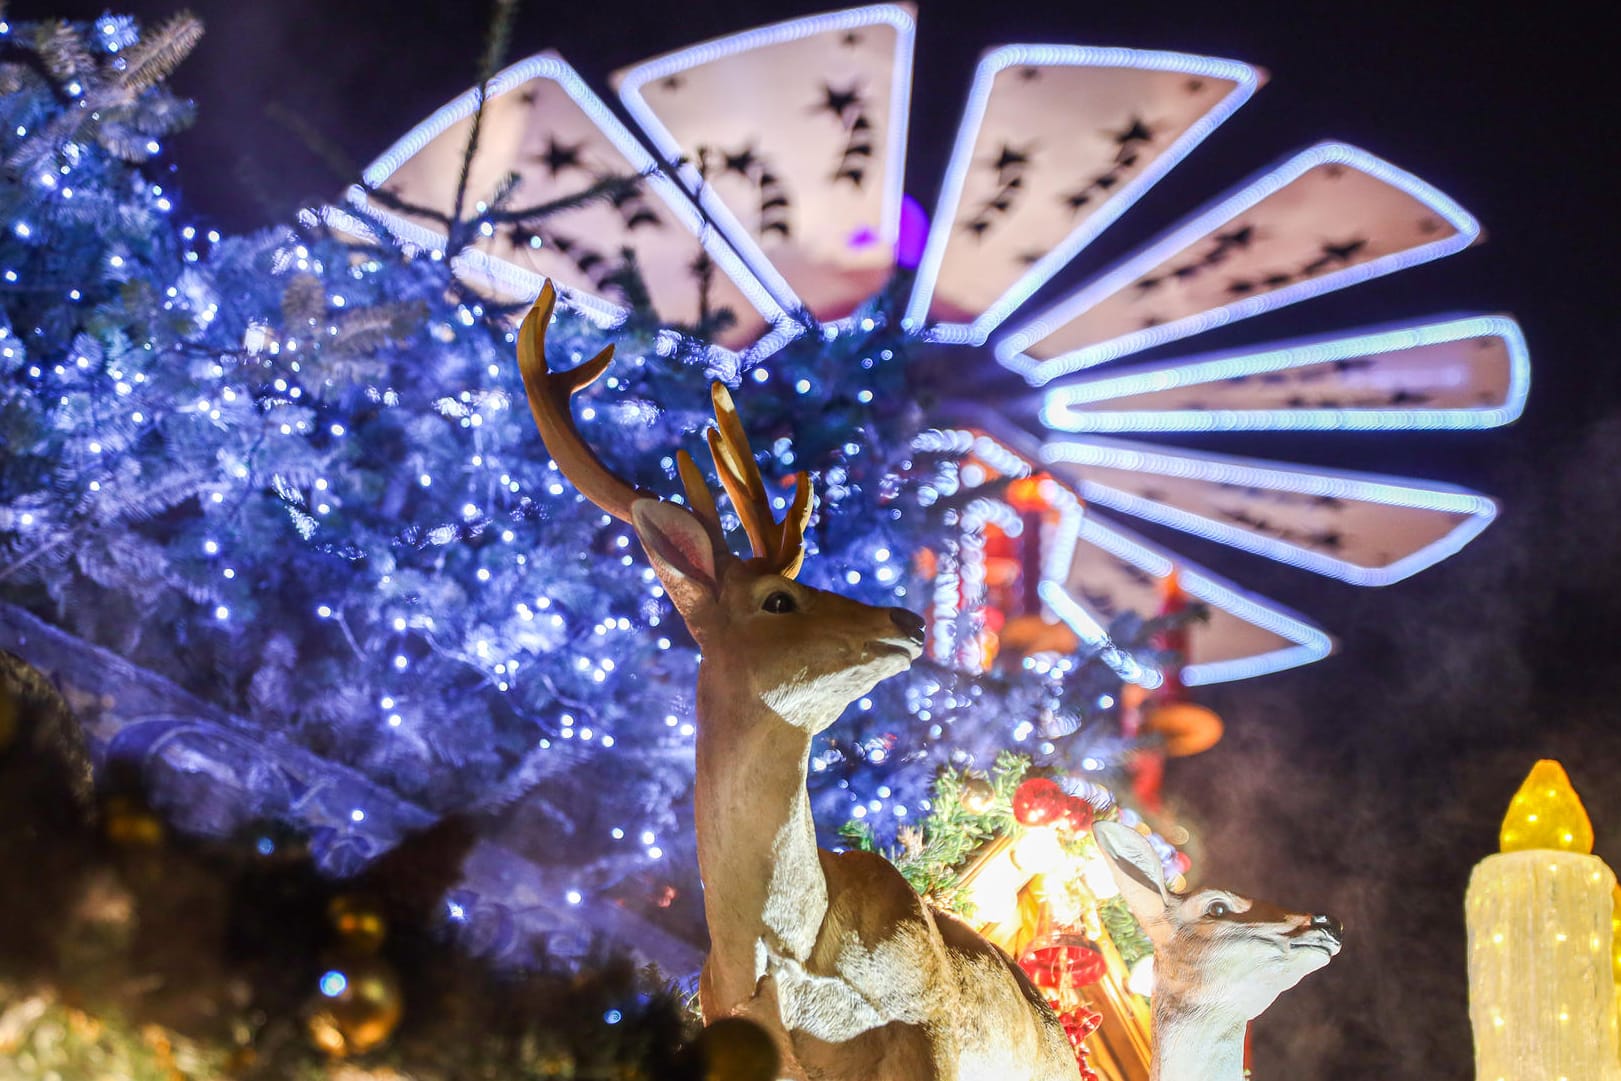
xmin=1093 ymin=820 xmax=1342 ymax=1023
xmin=516 ymin=282 xmax=925 ymax=729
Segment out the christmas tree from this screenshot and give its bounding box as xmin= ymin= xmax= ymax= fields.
xmin=0 ymin=9 xmax=1164 ymax=970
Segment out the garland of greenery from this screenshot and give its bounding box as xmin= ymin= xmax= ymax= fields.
xmin=839 ymin=750 xmax=1030 ymax=910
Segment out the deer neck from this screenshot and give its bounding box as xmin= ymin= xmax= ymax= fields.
xmin=693 ymin=661 xmax=830 ymax=1007
xmin=1149 ymin=990 xmax=1248 ymax=1081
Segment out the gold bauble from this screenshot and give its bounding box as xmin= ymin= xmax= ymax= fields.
xmin=328 ymin=894 xmax=388 ymax=954
xmin=960 ymin=776 xmax=996 ymax=815
xmin=1140 ymin=702 xmax=1224 ymax=758
xmin=103 ymin=795 xmax=164 ymax=847
xmin=305 ymin=955 xmax=403 ymax=1057
xmin=691 ymin=1017 xmax=780 ymax=1081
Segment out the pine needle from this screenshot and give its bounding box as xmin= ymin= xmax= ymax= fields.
xmin=116 ymin=11 xmax=204 ymax=96
xmin=34 ymin=20 xmax=96 ymax=81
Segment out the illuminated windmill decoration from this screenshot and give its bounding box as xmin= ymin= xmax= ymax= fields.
xmin=348 ymin=3 xmax=1528 ymax=688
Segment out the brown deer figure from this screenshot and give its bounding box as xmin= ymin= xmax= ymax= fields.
xmin=517 ymin=282 xmax=1078 ymax=1080
xmin=1092 ymin=820 xmax=1343 ymax=1081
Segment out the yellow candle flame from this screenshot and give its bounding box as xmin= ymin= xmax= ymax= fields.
xmin=1499 ymin=760 xmax=1594 ymax=854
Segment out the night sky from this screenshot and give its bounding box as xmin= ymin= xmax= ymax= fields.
xmin=17 ymin=0 xmax=1619 ymax=1075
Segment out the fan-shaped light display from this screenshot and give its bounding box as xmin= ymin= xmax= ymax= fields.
xmin=358 ymin=3 xmax=1526 ymax=683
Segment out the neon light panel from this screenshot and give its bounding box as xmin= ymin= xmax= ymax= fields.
xmin=1059 ymin=512 xmax=1333 ymax=685
xmin=1042 ymin=437 xmax=1499 ymax=585
xmin=998 ymin=142 xmax=1483 ymax=384
xmin=615 ymin=5 xmax=916 ymax=328
xmin=935 ymin=428 xmax=1330 ymax=684
xmin=346 ymin=51 xmax=799 ymax=359
xmin=905 ymin=45 xmax=1262 ymax=344
xmin=1041 ymin=314 xmax=1529 ymax=434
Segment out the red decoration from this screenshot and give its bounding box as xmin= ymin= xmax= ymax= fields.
xmin=1058 ymin=1006 xmax=1104 ymax=1081
xmin=1012 ymin=777 xmax=1067 ymax=826
xmin=1058 ymin=796 xmax=1094 ymax=834
xmin=1022 ymin=938 xmax=1108 ymax=990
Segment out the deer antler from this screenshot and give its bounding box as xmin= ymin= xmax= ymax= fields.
xmin=516 ymin=282 xmax=648 ymax=524
xmin=705 ymin=383 xmax=812 ymax=579
xmin=516 ymin=280 xmax=810 ymax=577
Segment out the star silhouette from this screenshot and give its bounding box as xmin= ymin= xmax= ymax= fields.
xmin=661 ymin=75 xmax=684 ymax=92
xmin=624 ymin=206 xmax=661 ymax=230
xmin=816 ymin=81 xmax=864 ymax=123
xmin=1113 ymin=117 xmax=1153 ymax=146
xmin=723 ymin=146 xmax=758 ymax=177
xmin=1320 ymin=237 xmax=1367 ymax=264
xmin=1214 ymin=225 xmax=1255 ymax=250
xmin=537 ymin=136 xmax=585 ymax=177
xmin=990 ymin=142 xmax=1031 ymax=176
xmin=840 ymin=31 xmax=863 ymax=47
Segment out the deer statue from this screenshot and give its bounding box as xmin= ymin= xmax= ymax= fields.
xmin=517 ymin=282 xmax=1079 ymax=1081
xmin=1092 ymin=820 xmax=1343 ymax=1081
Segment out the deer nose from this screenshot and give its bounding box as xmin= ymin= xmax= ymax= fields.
xmin=888 ymin=607 xmax=926 ymax=647
xmin=1311 ymin=913 xmax=1343 ymax=943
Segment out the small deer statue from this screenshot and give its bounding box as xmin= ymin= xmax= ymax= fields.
xmin=517 ymin=283 xmax=1079 ymax=1081
xmin=1092 ymin=820 xmax=1342 ymax=1081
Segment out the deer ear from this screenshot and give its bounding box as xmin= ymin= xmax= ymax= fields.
xmin=632 ymin=500 xmax=720 ymax=619
xmin=1093 ymin=821 xmax=1175 ymax=941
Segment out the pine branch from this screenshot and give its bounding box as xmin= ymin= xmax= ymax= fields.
xmin=33 ymin=20 xmax=95 ymax=81
xmin=330 ymin=300 xmax=429 ymax=356
xmin=116 ymin=11 xmax=203 ymax=96
xmin=0 ymin=534 xmax=71 ymax=585
xmin=490 ymin=172 xmax=645 ymax=225
xmin=449 ymin=0 xmax=521 ymax=241
xmin=358 ymin=184 xmax=455 ymax=227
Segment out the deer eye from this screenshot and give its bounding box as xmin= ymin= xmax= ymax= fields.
xmin=1205 ymin=900 xmax=1231 ymax=919
xmin=762 ymin=591 xmax=797 ymax=614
